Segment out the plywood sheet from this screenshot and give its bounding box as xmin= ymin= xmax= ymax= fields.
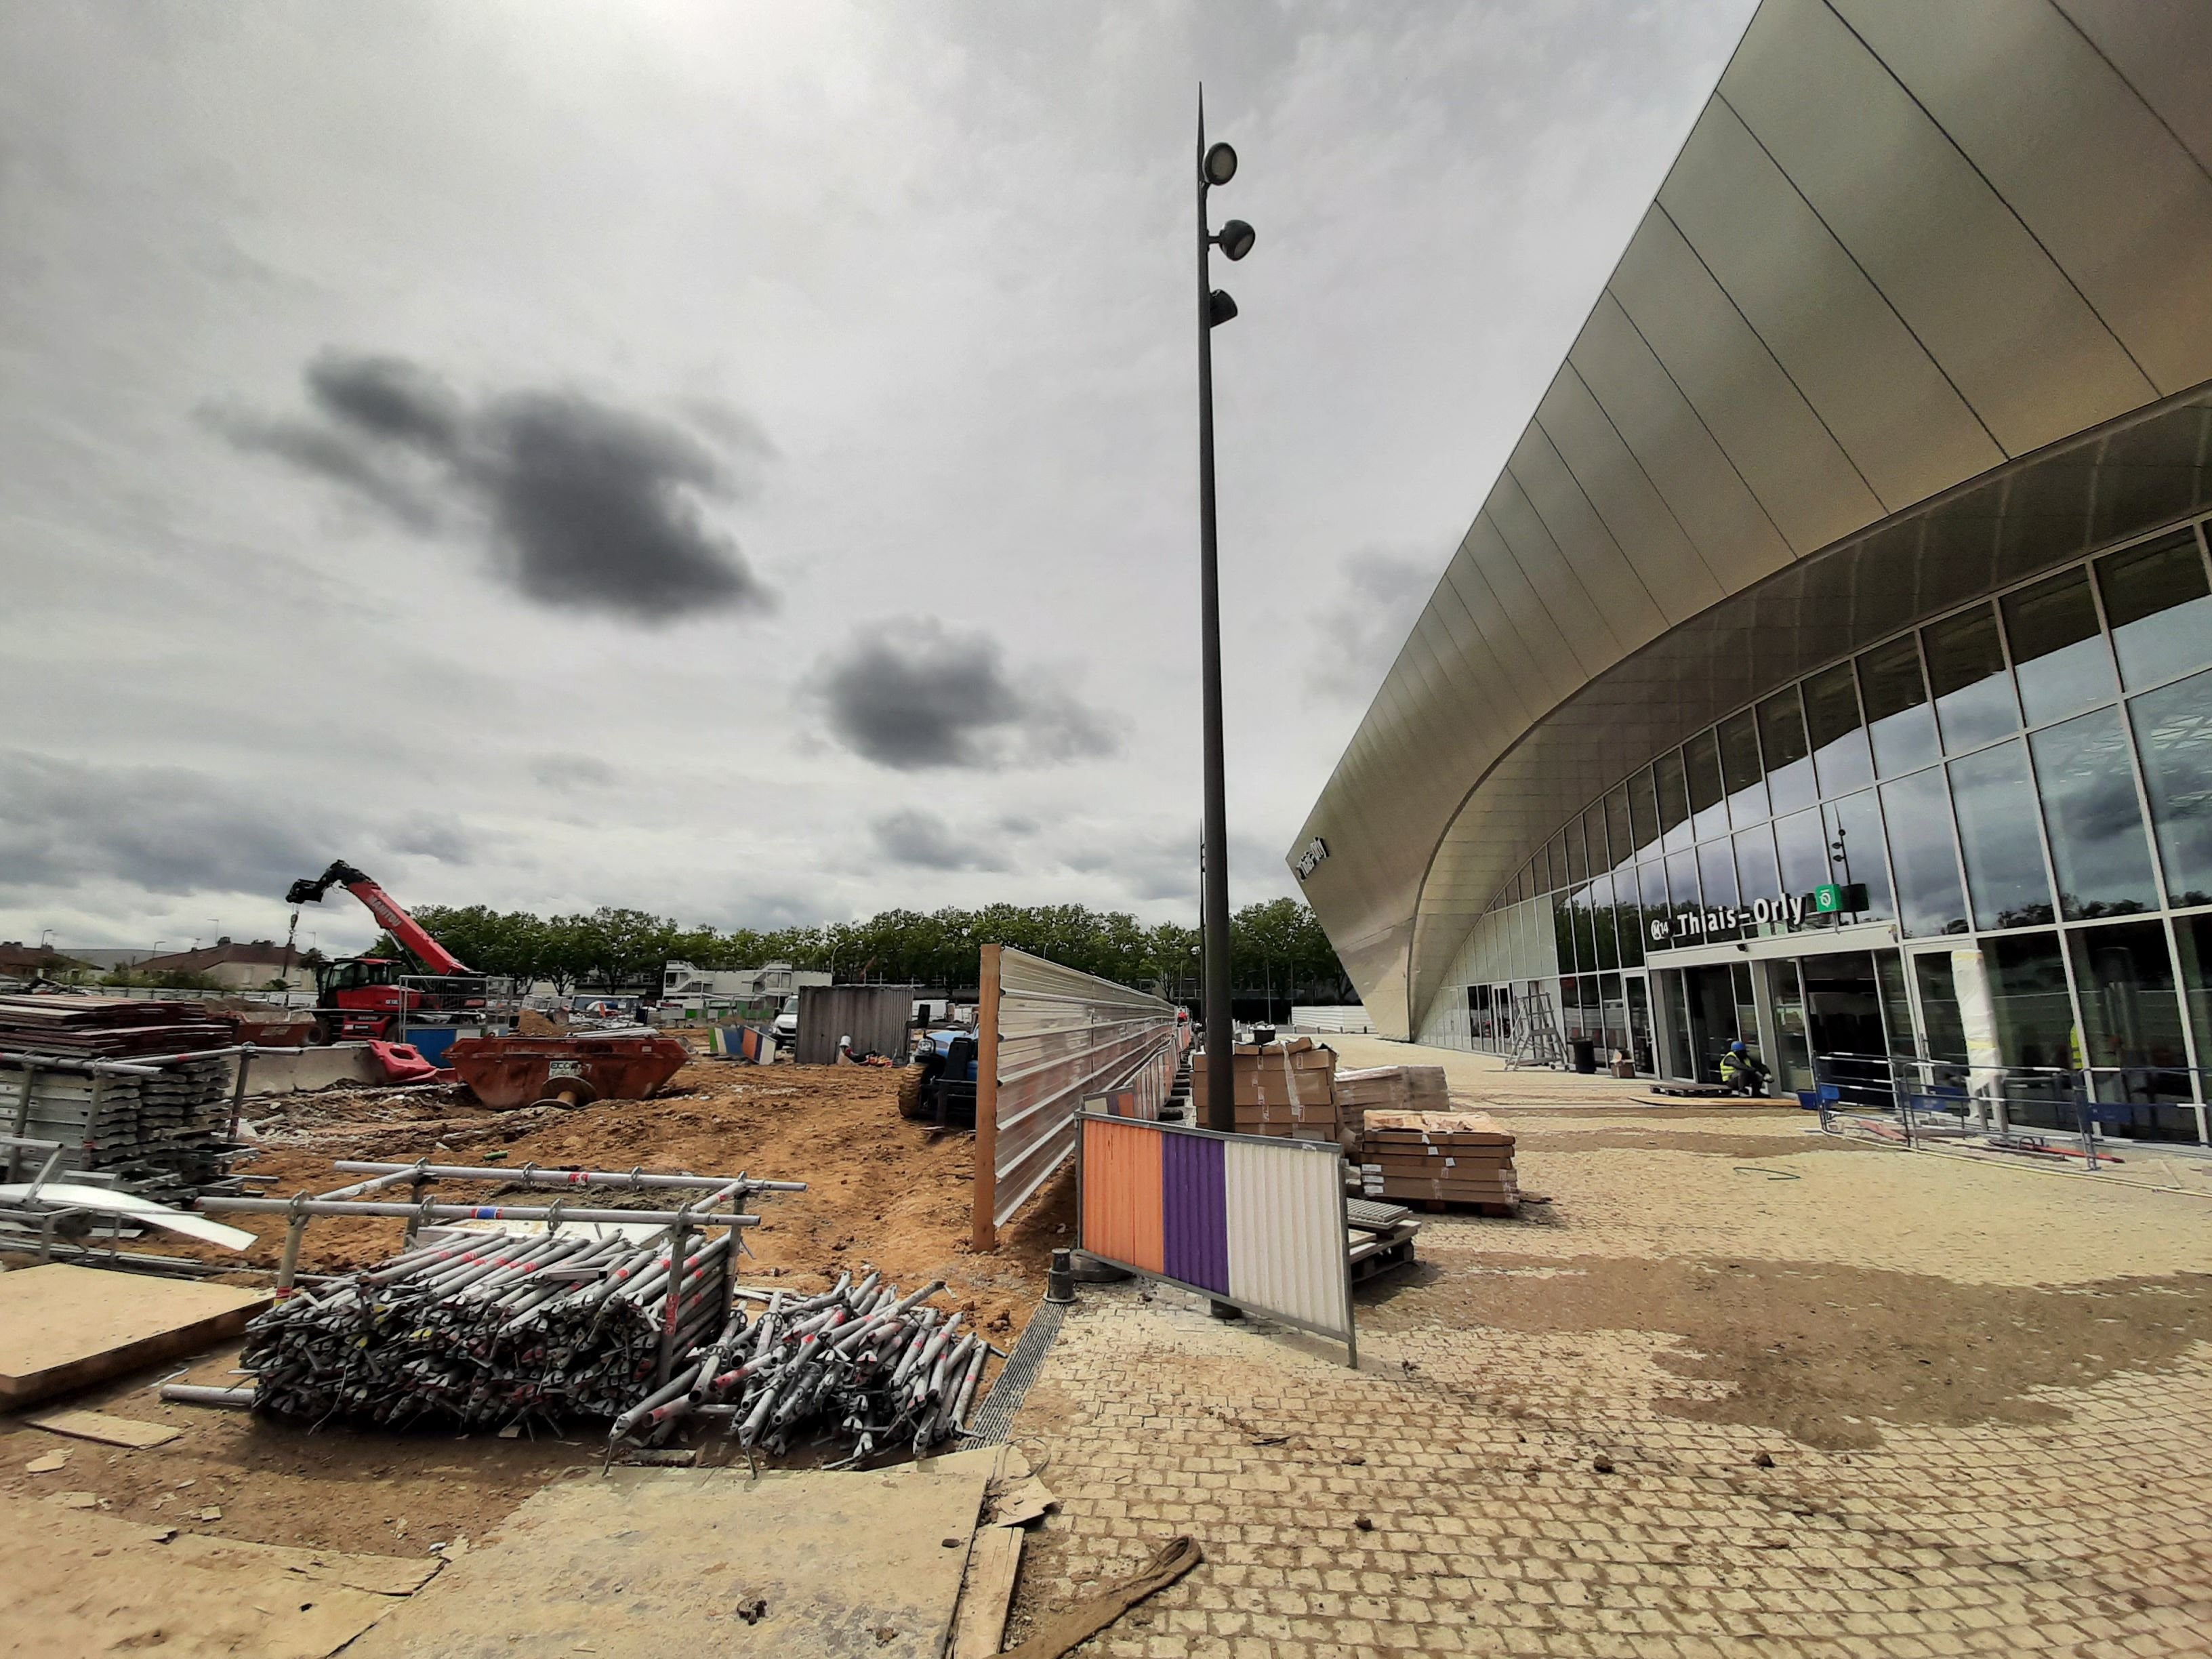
xmin=28 ymin=1407 xmax=182 ymax=1448
xmin=0 ymin=1494 xmax=436 ymax=1658
xmin=0 ymin=1264 xmax=269 ymax=1405
xmin=951 ymin=1525 xmax=1023 ymax=1659
xmin=349 ymin=1448 xmax=999 ymax=1658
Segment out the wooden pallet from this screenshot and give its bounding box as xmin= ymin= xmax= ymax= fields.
xmin=1346 ymin=1221 xmax=1420 ymax=1284
xmin=1401 ymin=1197 xmax=1519 ymax=1218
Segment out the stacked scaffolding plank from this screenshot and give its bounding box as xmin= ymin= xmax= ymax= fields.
xmin=0 ymin=998 xmax=242 ymax=1195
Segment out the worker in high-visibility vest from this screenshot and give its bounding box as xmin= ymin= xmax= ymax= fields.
xmin=1720 ymin=1039 xmax=1771 ymax=1097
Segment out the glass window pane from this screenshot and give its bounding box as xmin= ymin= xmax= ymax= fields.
xmin=1758 ymin=689 xmax=1816 ymax=815
xmin=1878 ymin=952 xmax=1913 ymax=1061
xmin=1925 ymin=604 xmax=2020 ymax=753
xmin=2031 ymin=706 xmax=2160 ymax=919
xmin=1636 ymin=863 xmax=1669 ymax=954
xmin=2129 ymin=668 xmax=2212 ymax=909
xmin=1858 ymin=637 xmax=1939 ymax=777
xmin=1590 ymin=874 xmax=1620 ymax=970
xmin=1604 ymin=785 xmax=1633 ymax=877
xmin=1718 ymin=709 xmax=1767 ymax=826
xmin=1627 ymin=768 xmax=1660 ymax=859
xmin=1984 ymin=932 xmax=2074 ymax=1074
xmin=1572 ymin=889 xmax=1597 ymax=974
xmin=2097 ymin=528 xmax=2212 ymax=691
xmin=1665 ymin=848 xmax=1701 ymax=921
xmin=1948 ymin=740 xmax=2055 ymax=930
xmin=1547 ymin=832 xmax=1569 ymax=895
xmin=1616 ymin=872 xmax=1644 ymax=968
xmin=2003 ymin=567 xmax=2115 ymax=727
xmin=1553 ymin=894 xmax=1576 ymax=972
xmin=1880 ymin=767 xmax=1968 ymax=937
xmin=1912 ymin=949 xmax=1969 ymax=1064
xmin=1685 ymin=730 xmax=1727 ymax=840
xmin=1803 ymin=663 xmax=1873 ymax=797
xmin=1655 ymin=750 xmax=1692 ymax=852
xmin=1734 ymin=824 xmax=1780 ymax=920
xmin=2067 ymin=920 xmax=2192 ymax=1109
xmin=2177 ymin=913 xmax=2212 ymax=1086
xmin=1824 ymin=790 xmax=1893 ymax=922
xmin=1774 ymin=807 xmax=1828 ymax=899
xmin=1698 ymin=838 xmax=1740 ymax=933
xmin=1565 ymin=817 xmax=1590 ymax=888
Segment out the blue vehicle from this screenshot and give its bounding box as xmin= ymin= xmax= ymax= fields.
xmin=899 ymin=1027 xmax=980 ymax=1127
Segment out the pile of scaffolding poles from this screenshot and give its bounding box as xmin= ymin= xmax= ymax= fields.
xmin=613 ymin=1270 xmax=994 ymax=1467
xmin=241 ymin=1225 xmax=737 ymax=1429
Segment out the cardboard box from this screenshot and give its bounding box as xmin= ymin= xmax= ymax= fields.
xmin=1192 ymin=1042 xmax=1336 ymax=1112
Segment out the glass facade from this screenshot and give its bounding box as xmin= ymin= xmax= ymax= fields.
xmin=1436 ymin=514 xmax=2212 ymax=1143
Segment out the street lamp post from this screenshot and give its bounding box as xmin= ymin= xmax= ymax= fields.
xmin=1195 ymin=88 xmax=1254 ymax=1138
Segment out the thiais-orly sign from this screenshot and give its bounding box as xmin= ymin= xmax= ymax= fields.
xmin=1647 ymin=882 xmax=1868 ymax=945
xmin=1292 ymin=838 xmax=1330 ymax=880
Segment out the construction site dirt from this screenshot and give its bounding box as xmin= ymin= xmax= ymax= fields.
xmin=0 ymin=1057 xmax=1070 ymax=1559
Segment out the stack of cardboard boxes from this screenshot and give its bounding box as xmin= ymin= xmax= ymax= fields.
xmin=1190 ymin=1038 xmax=1338 ymax=1142
xmin=1357 ymin=1109 xmax=1518 ymax=1210
xmin=1335 ymin=1064 xmax=1448 ymax=1120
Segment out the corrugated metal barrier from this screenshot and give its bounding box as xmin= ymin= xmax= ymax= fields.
xmin=972 ymin=945 xmax=1179 ymax=1250
xmin=1076 ymin=1113 xmax=1356 ymax=1366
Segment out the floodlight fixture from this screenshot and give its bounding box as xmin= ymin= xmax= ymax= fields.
xmin=1203 ymin=141 xmax=1238 ymax=186
xmin=1215 ymin=219 xmax=1256 ymax=261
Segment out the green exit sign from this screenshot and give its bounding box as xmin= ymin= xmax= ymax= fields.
xmin=1810 ymin=882 xmax=1869 ymax=916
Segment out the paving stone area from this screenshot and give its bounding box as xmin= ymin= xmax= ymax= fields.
xmin=1002 ymin=1103 xmax=2212 ymax=1656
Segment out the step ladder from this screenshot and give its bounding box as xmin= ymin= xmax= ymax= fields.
xmin=1504 ymin=984 xmax=1565 ymax=1070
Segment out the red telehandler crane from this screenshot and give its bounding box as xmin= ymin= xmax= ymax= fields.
xmin=283 ymin=860 xmax=483 ymax=1043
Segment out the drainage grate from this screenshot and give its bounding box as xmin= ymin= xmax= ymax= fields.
xmin=960 ymin=1297 xmax=1066 ymax=1448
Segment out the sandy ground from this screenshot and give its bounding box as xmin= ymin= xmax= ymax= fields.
xmin=0 ymin=1056 xmax=1065 ymax=1559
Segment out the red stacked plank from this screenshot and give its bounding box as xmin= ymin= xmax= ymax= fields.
xmin=0 ymin=996 xmax=239 ymax=1058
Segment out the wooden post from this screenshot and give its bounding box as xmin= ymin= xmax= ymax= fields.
xmin=971 ymin=943 xmax=1003 ymax=1254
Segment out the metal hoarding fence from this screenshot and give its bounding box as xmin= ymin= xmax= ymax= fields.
xmin=1074 ymin=1111 xmax=1355 ymax=1366
xmin=972 ymin=944 xmax=1179 ymax=1250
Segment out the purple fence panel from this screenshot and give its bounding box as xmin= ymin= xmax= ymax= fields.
xmin=1160 ymin=1131 xmax=1229 ymax=1295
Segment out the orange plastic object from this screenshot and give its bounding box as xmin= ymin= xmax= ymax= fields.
xmin=447 ymin=1033 xmax=689 ymax=1111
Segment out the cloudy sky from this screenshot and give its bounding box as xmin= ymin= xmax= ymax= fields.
xmin=1 ymin=1 xmax=1755 ymax=958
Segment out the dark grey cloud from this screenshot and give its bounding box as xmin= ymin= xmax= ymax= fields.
xmin=1307 ymin=551 xmax=1437 ymax=703
xmin=0 ymin=750 xmax=471 ymax=901
xmin=869 ymin=809 xmax=1010 ymax=872
xmin=531 ymin=754 xmax=620 ymax=791
xmin=212 ymin=351 xmax=774 ymax=623
xmin=811 ymin=621 xmax=1120 ymax=771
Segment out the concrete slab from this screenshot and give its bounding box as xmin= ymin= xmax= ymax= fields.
xmin=230 ymin=1044 xmax=380 ymax=1097
xmin=0 ymin=1494 xmax=437 ymax=1658
xmin=348 ymin=1449 xmax=1000 ymax=1659
xmin=0 ymin=1264 xmax=269 ymax=1406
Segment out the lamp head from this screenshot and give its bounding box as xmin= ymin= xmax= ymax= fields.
xmin=1208 ymin=289 xmax=1239 ymax=327
xmin=1214 ymin=219 xmax=1256 ymax=260
xmin=1202 ymin=142 xmax=1238 ymax=186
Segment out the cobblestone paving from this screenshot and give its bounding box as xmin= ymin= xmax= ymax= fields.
xmin=1002 ymin=1111 xmax=2212 ymax=1656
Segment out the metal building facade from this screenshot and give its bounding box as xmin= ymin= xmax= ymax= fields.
xmin=1290 ymin=0 xmax=2212 ymax=1085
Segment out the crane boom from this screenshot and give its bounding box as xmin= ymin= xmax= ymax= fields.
xmin=284 ymin=860 xmax=472 ymax=977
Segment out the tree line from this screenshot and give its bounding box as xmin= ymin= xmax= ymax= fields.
xmin=371 ymin=898 xmax=1351 ymax=1002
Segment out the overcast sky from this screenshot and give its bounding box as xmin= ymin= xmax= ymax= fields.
xmin=0 ymin=1 xmax=1755 ymax=958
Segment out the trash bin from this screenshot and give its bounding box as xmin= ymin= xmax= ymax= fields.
xmin=1570 ymin=1038 xmax=1597 ymax=1075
